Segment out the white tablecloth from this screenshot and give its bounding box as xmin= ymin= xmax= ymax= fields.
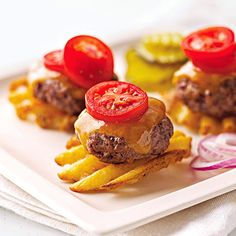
xmin=1 ymin=174 xmax=236 ymax=236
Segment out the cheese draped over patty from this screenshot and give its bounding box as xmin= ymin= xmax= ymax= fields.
xmin=173 ymin=61 xmax=236 ymax=91
xmin=75 ymin=98 xmax=166 ymax=155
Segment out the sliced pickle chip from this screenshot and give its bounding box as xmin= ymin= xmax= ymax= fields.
xmin=125 ymin=49 xmax=182 ymax=92
xmin=137 ymin=32 xmax=187 ymax=64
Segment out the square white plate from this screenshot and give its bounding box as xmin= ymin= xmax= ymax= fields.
xmin=1 ymin=38 xmax=236 ymax=235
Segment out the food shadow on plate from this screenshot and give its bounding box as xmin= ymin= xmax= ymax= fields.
xmin=108 ymin=160 xmax=225 ymax=198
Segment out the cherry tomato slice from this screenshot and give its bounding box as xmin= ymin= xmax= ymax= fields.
xmin=182 ymin=27 xmax=236 ymax=74
xmin=85 ymin=81 xmax=148 ymax=122
xmin=43 ymin=50 xmax=64 ymax=72
xmin=64 ymin=35 xmax=114 ymax=89
xmin=182 ymin=27 xmax=235 ymax=59
xmin=192 ymin=55 xmax=236 ymax=74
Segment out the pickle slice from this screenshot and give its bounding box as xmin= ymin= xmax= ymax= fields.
xmin=137 ymin=33 xmax=187 ymax=64
xmin=125 ymin=49 xmax=182 ymax=92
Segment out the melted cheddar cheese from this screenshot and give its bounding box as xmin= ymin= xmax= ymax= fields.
xmin=173 ymin=61 xmax=236 ymax=91
xmin=28 ymin=62 xmax=86 ymax=100
xmin=75 ymin=98 xmax=166 ymax=154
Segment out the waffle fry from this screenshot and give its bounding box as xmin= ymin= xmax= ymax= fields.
xmin=222 ymin=117 xmax=236 ymax=132
xmin=55 ymin=145 xmax=87 ymax=166
xmin=58 ymin=154 xmax=107 ymax=182
xmin=101 ymin=150 xmax=186 ymax=190
xmin=168 ymin=99 xmax=236 ymax=135
xmin=9 ymin=77 xmax=76 ymax=132
xmin=66 ymin=135 xmax=81 ymax=149
xmin=55 ymin=131 xmax=191 ymax=192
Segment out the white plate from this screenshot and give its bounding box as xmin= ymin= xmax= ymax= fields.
xmin=1 ymin=40 xmax=236 ymax=235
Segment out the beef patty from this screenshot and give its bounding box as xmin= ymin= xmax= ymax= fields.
xmin=86 ymin=116 xmax=173 ymax=164
xmin=33 ymin=79 xmax=85 ymax=115
xmin=176 ymin=78 xmax=236 ymax=118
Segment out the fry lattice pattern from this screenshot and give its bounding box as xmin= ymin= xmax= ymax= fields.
xmin=168 ymin=99 xmax=236 ymax=135
xmin=55 ymin=131 xmax=191 ymax=192
xmin=9 ymin=77 xmax=76 ymax=132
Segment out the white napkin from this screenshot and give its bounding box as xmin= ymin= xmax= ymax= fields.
xmin=1 ymin=174 xmax=236 ymax=236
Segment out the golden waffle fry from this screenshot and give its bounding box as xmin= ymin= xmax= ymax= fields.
xmin=55 ymin=145 xmax=87 ymax=166
xmin=199 ymin=116 xmax=221 ymax=135
xmin=222 ymin=117 xmax=236 ymax=132
xmin=58 ymin=154 xmax=107 ymax=182
xmin=70 ymin=164 xmax=135 ymax=192
xmin=102 ymin=150 xmax=187 ymax=190
xmin=167 ymin=134 xmax=192 ymax=151
xmin=168 ymin=98 xmax=236 ymax=134
xmin=9 ymin=77 xmax=76 ymax=132
xmin=55 ymin=131 xmax=191 ymax=192
xmin=66 ymin=135 xmax=81 ymax=149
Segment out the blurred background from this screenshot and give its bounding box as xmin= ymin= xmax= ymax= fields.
xmin=0 ymin=0 xmax=235 ymax=77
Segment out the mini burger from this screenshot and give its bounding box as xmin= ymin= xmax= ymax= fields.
xmin=171 ymin=27 xmax=236 ymax=133
xmin=9 ymin=35 xmax=116 ymax=131
xmin=55 ymin=81 xmax=191 ymax=192
xmin=75 ymin=81 xmax=174 ymax=164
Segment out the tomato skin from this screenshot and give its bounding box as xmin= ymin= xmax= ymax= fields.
xmin=182 ymin=27 xmax=236 ymax=74
xmin=192 ymin=55 xmax=236 ymax=74
xmin=63 ymin=35 xmax=114 ymax=89
xmin=85 ymin=81 xmax=148 ymax=122
xmin=182 ymin=27 xmax=234 ymax=58
xmin=43 ymin=50 xmax=64 ymax=72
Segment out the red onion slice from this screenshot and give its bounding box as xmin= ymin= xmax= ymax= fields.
xmin=198 ymin=135 xmax=233 ymax=162
xmin=215 ymin=133 xmax=236 ymax=153
xmin=191 ymin=155 xmax=236 ymax=171
xmin=191 ymin=133 xmax=236 ymax=171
